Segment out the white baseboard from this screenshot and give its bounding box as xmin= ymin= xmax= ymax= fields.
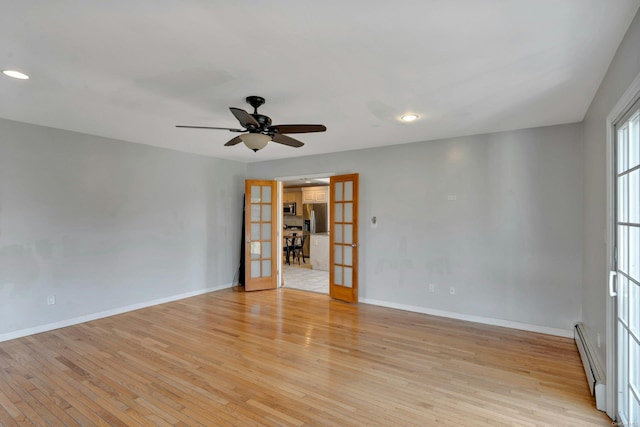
xmin=574 ymin=322 xmax=607 ymax=412
xmin=360 ymin=298 xmax=574 ymax=338
xmin=0 ymin=283 xmax=232 ymax=343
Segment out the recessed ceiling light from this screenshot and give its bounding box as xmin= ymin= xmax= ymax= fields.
xmin=401 ymin=114 xmax=418 ymax=122
xmin=2 ymin=70 xmax=29 ymax=80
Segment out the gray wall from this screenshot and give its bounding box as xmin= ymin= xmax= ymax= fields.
xmin=250 ymin=123 xmax=584 ymax=331
xmin=0 ymin=118 xmax=245 ymax=336
xmin=582 ymin=11 xmax=640 ymax=365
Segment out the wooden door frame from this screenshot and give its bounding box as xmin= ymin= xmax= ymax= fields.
xmin=244 ymin=180 xmax=278 ymax=291
xmin=329 ymin=173 xmax=359 ymax=303
xmin=604 ymin=70 xmax=640 ymax=419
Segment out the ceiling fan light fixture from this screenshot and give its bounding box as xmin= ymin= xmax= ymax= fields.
xmin=240 ymin=133 xmax=271 ymax=152
xmin=401 ymin=114 xmax=418 ymax=122
xmin=2 ymin=69 xmax=29 ymax=80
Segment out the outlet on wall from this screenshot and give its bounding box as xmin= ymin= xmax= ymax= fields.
xmin=449 ymin=286 xmax=456 ymax=295
xmin=428 ymin=284 xmax=435 ymax=293
xmin=47 ymin=295 xmax=56 ymax=305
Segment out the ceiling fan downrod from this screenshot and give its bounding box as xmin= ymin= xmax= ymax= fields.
xmin=246 ymin=95 xmax=265 ymax=114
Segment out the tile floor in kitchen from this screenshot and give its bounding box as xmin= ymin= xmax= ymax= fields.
xmin=282 ymin=257 xmax=329 ymax=294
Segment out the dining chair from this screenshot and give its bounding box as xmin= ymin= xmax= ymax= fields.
xmin=283 ymin=235 xmax=296 ymax=265
xmin=293 ymin=234 xmax=307 ymax=264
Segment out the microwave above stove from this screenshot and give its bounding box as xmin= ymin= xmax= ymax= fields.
xmin=283 ymin=203 xmax=297 ymax=216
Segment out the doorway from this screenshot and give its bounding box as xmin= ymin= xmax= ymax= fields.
xmin=280 ymin=176 xmax=331 ymax=294
xmin=245 ymin=173 xmax=359 ymax=304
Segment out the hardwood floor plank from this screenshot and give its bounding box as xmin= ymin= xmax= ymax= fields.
xmin=0 ymin=396 xmax=23 ymax=427
xmin=0 ymin=288 xmax=610 ymax=426
xmin=18 ymin=339 xmax=126 ymax=427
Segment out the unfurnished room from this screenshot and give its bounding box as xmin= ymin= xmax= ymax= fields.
xmin=1 ymin=1 xmax=640 ymax=426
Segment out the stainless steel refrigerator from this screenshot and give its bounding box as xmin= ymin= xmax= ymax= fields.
xmin=303 ymin=203 xmax=328 ymax=255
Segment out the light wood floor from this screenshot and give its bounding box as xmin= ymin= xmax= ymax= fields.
xmin=0 ymin=288 xmax=610 ymax=426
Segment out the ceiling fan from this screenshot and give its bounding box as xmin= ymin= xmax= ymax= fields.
xmin=176 ymin=96 xmax=327 ymax=152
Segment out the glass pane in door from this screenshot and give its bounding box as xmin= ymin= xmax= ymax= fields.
xmin=630 ymin=114 xmax=639 ymax=168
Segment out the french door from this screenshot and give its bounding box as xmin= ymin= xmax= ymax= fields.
xmin=614 ymin=99 xmax=640 ymax=425
xmin=329 ymin=174 xmax=359 ymax=303
xmin=244 ymin=180 xmax=278 ymax=291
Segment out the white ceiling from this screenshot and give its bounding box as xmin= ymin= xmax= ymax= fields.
xmin=1 ymin=1 xmax=638 ymax=163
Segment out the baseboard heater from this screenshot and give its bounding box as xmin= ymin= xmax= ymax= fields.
xmin=574 ymin=322 xmax=606 ymax=412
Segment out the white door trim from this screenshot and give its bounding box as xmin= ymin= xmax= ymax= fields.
xmin=605 ymin=70 xmax=640 ymax=419
xmin=273 ymin=172 xmax=335 ymax=288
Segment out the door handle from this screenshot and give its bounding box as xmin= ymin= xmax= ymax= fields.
xmin=609 ymin=270 xmax=617 ymax=297
xmin=351 ymin=243 xmax=358 ymax=248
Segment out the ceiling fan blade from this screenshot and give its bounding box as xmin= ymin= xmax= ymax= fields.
xmin=268 ymin=124 xmax=326 ymax=134
xmin=230 ymin=107 xmax=260 ymax=129
xmin=176 ymin=125 xmax=244 ymax=132
xmin=272 ymin=133 xmax=304 ymax=148
xmin=224 ymin=136 xmax=243 ymax=146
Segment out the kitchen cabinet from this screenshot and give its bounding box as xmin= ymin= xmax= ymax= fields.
xmin=302 ymin=186 xmax=328 ymax=203
xmin=283 ymin=191 xmax=294 ymax=203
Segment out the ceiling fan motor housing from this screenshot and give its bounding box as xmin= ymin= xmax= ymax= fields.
xmin=252 ymin=114 xmax=272 ymax=129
